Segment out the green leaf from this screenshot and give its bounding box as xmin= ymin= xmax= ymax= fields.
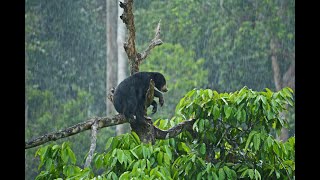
xmin=253 ymin=133 xmax=261 ymax=151
xmin=163 ymin=153 xmax=170 ymax=165
xmin=130 ymin=150 xmax=139 ymax=159
xmin=192 ymin=154 xmax=196 ymax=162
xmin=119 ymin=171 xmax=130 ymax=180
xmin=131 ymin=131 xmax=141 ymax=144
xmin=237 ymin=166 xmax=248 ymax=173
xmin=283 ymin=87 xmax=293 ymax=98
xmin=248 ymin=169 xmax=254 ymax=179
xmin=52 ymin=145 xmax=60 ymax=150
xmin=273 ymin=142 xmax=280 ymax=156
xmin=67 ymin=147 xmax=76 ymax=164
xmin=45 ymin=158 xmax=52 ymax=170
xmin=178 ymin=142 xmax=191 ymax=153
xmin=266 ymin=136 xmax=273 ymax=148
xmin=165 ymin=145 xmax=172 ymax=160
xmin=221 ymin=97 xmax=228 ymax=105
xmin=199 ymin=119 xmax=204 ymax=132
xmin=224 ymin=106 xmax=232 ymax=119
xmin=62 ymin=142 xmax=68 ymax=150
xmin=185 ymin=162 xmax=192 ymax=175
xmin=197 ymin=172 xmax=202 ymax=180
xmin=265 ymin=88 xmax=273 ymax=96
xmin=240 ymin=169 xmax=248 ymax=178
xmin=245 ymin=131 xmax=257 ymax=151
xmin=261 ymin=96 xmax=267 ymax=105
xmin=275 ymin=170 xmax=280 ymax=178
xmin=94 ymin=155 xmax=103 ymax=169
xmin=105 ymin=137 xmax=113 ymax=150
xmin=212 ymin=172 xmax=219 ymax=180
xmin=208 ymin=89 xmax=213 ymax=98
xmin=254 ymin=169 xmax=261 ymax=180
xmin=200 ymin=143 xmax=206 ymax=155
xmin=213 ymin=104 xmax=220 ymax=120
xmin=206 ymin=162 xmax=212 ymax=173
xmin=241 ymin=109 xmax=247 ymax=122
xmin=157 ymin=152 xmax=163 ymax=165
xmin=61 ymin=148 xmax=69 ymax=163
xmin=117 ymin=149 xmax=125 ymax=164
xmin=230 ymin=169 xmax=237 ymax=179
xmin=107 ymin=172 xmax=118 ymax=180
xmin=223 ymin=166 xmax=231 ymax=179
xmin=142 ymin=146 xmax=147 ymax=159
xmin=218 ymin=168 xmax=225 ymax=180
xmin=236 ymin=109 xmax=242 ymax=121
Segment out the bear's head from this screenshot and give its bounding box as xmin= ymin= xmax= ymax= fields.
xmin=153 ymin=72 xmax=168 ymax=92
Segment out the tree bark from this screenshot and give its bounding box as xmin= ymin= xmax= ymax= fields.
xmin=25 ymin=115 xmax=196 ymax=149
xmin=25 ymin=115 xmax=126 ymax=149
xmin=84 ymin=121 xmax=98 ymax=168
xmin=270 ymin=39 xmax=281 ymax=91
xmin=270 ymin=39 xmax=295 ymax=142
xmin=106 ymin=0 xmax=118 ymax=116
xmin=116 ymin=0 xmax=129 ymax=135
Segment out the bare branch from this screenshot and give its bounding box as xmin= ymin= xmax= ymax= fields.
xmin=25 ymin=115 xmax=197 ymax=149
xmin=25 ymin=114 xmax=127 ymax=149
xmin=139 ymin=20 xmax=163 ymax=60
xmin=155 ymin=119 xmax=196 ymax=139
xmin=84 ymin=121 xmax=98 ymax=168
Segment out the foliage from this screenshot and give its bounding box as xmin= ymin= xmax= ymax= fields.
xmin=135 ymin=0 xmax=295 ymax=92
xmin=34 ymin=87 xmax=295 ymax=179
xmin=26 ymin=0 xmax=107 ymax=116
xmin=174 ymin=86 xmax=294 ymax=179
xmin=25 ymin=1 xmax=113 ymax=179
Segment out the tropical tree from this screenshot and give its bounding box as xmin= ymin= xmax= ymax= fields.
xmin=34 ymin=87 xmax=295 ymax=179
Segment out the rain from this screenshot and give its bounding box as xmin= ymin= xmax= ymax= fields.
xmin=25 ymin=0 xmax=295 ymax=179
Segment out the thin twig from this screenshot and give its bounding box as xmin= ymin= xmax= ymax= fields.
xmin=84 ymin=120 xmax=98 ymax=168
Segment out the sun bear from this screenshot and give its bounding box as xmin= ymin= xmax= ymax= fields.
xmin=113 ymin=72 xmax=168 ymax=128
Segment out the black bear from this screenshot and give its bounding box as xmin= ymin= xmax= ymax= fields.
xmin=113 ymin=72 xmax=168 ymax=127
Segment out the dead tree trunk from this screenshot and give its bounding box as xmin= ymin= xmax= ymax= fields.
xmin=118 ymin=0 xmax=165 ymax=143
xmin=270 ymin=39 xmax=295 ymax=142
xmin=116 ymin=0 xmax=129 ymax=135
xmin=106 ymin=0 xmax=118 ymax=116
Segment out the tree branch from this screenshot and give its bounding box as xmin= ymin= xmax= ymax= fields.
xmin=84 ymin=121 xmax=98 ymax=168
xmin=25 ymin=115 xmax=197 ymax=149
xmin=139 ymin=20 xmax=163 ymax=61
xmin=120 ymin=0 xmax=138 ymax=74
xmin=25 ymin=114 xmax=127 ymax=149
xmin=155 ymin=119 xmax=196 ymax=139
